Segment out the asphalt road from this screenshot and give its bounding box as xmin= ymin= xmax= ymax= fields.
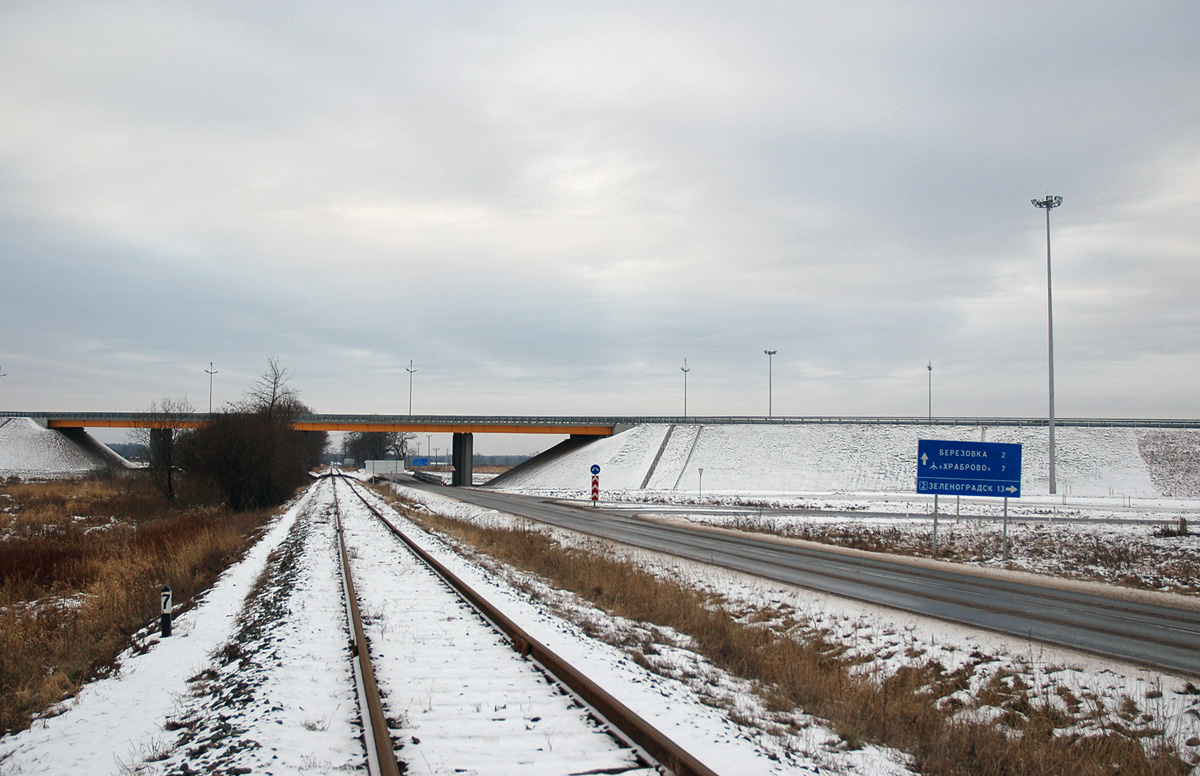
xmin=400 ymin=478 xmax=1200 ymax=677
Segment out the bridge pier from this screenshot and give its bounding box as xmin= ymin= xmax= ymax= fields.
xmin=148 ymin=428 xmax=173 ymax=470
xmin=451 ymin=432 xmax=473 ymax=486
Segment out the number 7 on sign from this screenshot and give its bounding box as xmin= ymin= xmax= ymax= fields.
xmin=161 ymin=585 xmax=173 ymax=637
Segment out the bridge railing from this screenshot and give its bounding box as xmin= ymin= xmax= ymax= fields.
xmin=3 ymin=411 xmax=1200 ymax=430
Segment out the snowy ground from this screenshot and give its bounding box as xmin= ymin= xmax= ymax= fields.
xmin=493 ymin=422 xmax=1200 ymax=594
xmin=339 ymin=480 xmax=660 ymax=776
xmin=496 ymin=423 xmax=1200 ymax=499
xmin=4 ymin=421 xmax=1200 ymax=772
xmin=397 ymin=482 xmax=1200 ymax=768
xmin=457 ymin=423 xmax=1200 ymax=765
xmin=0 ymin=478 xmax=909 ymax=775
xmin=0 ymin=485 xmax=364 ymax=775
xmin=0 ymin=418 xmax=110 ymax=479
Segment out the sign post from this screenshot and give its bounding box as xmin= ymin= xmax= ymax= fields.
xmin=590 ymin=464 xmax=600 ymax=507
xmin=917 ymin=440 xmax=1022 ymax=558
xmin=160 ymin=584 xmax=173 ymax=637
xmin=1003 ymin=497 xmax=1009 ymax=560
xmin=932 ymin=494 xmax=939 ymax=556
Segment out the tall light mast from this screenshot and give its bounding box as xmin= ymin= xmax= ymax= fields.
xmin=1032 ymin=195 xmax=1063 ymax=494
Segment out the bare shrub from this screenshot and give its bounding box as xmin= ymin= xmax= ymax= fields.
xmin=177 ymin=359 xmax=325 ymax=511
xmin=0 ymin=478 xmax=274 ymax=735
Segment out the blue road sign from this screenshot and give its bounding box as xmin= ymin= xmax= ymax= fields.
xmin=590 ymin=464 xmax=601 ymax=475
xmin=412 ymin=457 xmax=429 ymax=467
xmin=917 ymin=439 xmax=1021 ymax=498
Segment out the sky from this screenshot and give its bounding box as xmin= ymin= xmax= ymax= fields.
xmin=1 ymin=1 xmax=1198 ymax=453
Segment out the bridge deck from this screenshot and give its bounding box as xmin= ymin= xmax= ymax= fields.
xmin=4 ymin=412 xmax=1200 ymax=433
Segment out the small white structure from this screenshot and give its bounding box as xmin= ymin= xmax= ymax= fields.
xmin=364 ymin=460 xmax=405 ymax=476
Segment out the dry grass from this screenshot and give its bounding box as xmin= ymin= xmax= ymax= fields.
xmin=374 ymin=486 xmax=1189 ymax=776
xmin=0 ymin=476 xmax=275 ymax=735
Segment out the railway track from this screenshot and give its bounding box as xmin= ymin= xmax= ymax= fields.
xmin=326 ymin=472 xmax=717 ymax=776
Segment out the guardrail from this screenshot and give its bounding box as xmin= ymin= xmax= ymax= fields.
xmin=4 ymin=410 xmax=1200 ymax=430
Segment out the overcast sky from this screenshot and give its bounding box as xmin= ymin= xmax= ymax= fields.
xmin=2 ymin=1 xmax=1197 ymax=452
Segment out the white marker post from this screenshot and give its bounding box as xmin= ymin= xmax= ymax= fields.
xmin=160 ymin=584 xmax=173 ymax=637
xmin=698 ymin=467 xmax=704 ymax=502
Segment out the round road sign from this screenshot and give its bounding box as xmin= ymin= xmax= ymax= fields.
xmin=590 ymin=464 xmax=601 ymax=475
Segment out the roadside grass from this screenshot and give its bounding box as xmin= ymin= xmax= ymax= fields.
xmin=375 ymin=486 xmax=1189 ymax=776
xmin=0 ymin=476 xmax=275 ymax=735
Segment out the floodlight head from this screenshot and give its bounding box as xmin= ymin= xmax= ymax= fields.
xmin=764 ymin=349 xmax=777 ymax=356
xmin=1032 ymin=195 xmax=1063 ymax=209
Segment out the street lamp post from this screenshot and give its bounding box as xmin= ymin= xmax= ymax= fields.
xmin=1032 ymin=195 xmax=1063 ymax=495
xmin=0 ymin=365 xmax=7 ymax=407
xmin=763 ymin=350 xmax=777 ymax=418
xmin=205 ymin=362 xmax=218 ymax=414
xmin=927 ymin=361 xmax=932 ymax=422
xmin=406 ymin=360 xmax=417 ymax=416
xmin=680 ymin=359 xmax=690 ymax=418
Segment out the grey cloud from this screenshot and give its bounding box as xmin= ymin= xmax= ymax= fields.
xmin=1 ymin=1 xmax=1197 ymax=428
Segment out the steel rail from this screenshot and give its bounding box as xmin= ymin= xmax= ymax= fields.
xmin=431 ymin=486 xmax=1200 ymax=677
xmin=329 ymin=479 xmax=403 ymax=776
xmin=335 ymin=474 xmax=719 ymax=776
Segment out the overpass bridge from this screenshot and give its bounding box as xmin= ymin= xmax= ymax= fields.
xmin=5 ymin=411 xmax=1200 ymax=486
xmin=10 ymin=411 xmax=1200 ymax=432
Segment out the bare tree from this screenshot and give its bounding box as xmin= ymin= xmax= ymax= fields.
xmin=388 ymin=432 xmax=412 ymax=460
xmin=178 ymin=358 xmax=326 ymax=510
xmin=243 ymin=355 xmax=303 ymax=422
xmin=341 ymin=431 xmax=412 ymax=464
xmin=132 ymin=397 xmax=195 ymax=500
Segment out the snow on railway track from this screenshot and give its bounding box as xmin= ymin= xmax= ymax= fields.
xmin=0 ymin=476 xmax=904 ymax=775
xmin=332 ymin=475 xmax=658 ymax=775
xmin=144 ymin=477 xmax=363 ymax=774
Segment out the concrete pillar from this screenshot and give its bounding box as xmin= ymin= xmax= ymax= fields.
xmin=148 ymin=427 xmax=173 ymax=470
xmin=451 ymin=432 xmax=473 ymax=486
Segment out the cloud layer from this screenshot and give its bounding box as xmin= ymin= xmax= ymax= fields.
xmin=2 ymin=1 xmax=1198 ymax=441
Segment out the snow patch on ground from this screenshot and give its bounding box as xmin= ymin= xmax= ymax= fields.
xmin=383 ymin=483 xmax=911 ymax=775
xmin=496 ymin=423 xmax=1200 ymax=499
xmin=392 ymin=482 xmax=1200 ymax=765
xmin=0 ymin=418 xmax=107 ymax=480
xmin=341 ymin=487 xmax=659 ymax=776
xmin=0 ymin=488 xmax=318 ymax=775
